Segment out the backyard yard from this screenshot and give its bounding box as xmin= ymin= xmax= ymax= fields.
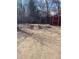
xmin=17 ymin=24 xmax=61 ymax=59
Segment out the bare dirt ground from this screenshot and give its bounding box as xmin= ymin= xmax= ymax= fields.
xmin=17 ymin=24 xmax=61 ymax=59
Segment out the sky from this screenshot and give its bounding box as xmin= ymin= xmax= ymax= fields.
xmin=17 ymin=0 xmax=61 ymax=11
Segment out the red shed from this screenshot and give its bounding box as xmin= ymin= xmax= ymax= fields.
xmin=49 ymin=10 xmax=61 ymax=26
xmin=51 ymin=15 xmax=61 ymax=26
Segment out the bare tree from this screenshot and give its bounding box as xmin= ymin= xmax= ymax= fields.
xmin=17 ymin=0 xmax=25 ymax=23
xmin=28 ymin=0 xmax=41 ymax=29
